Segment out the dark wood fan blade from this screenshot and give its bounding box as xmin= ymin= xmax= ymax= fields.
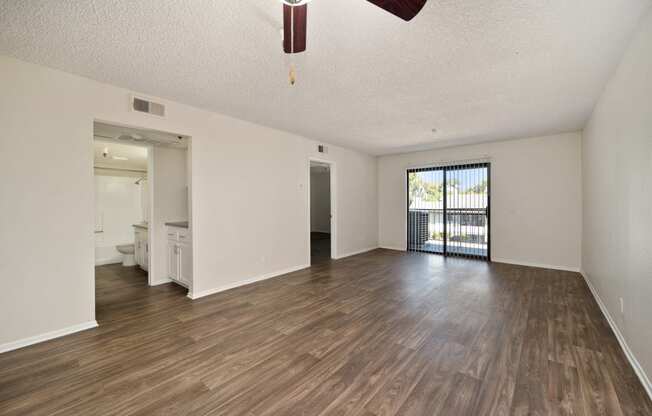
xmin=365 ymin=0 xmax=427 ymax=21
xmin=283 ymin=4 xmax=307 ymax=54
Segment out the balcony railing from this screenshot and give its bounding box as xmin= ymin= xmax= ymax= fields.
xmin=408 ymin=208 xmax=488 ymax=257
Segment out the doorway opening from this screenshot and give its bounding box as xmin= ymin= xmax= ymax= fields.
xmin=310 ymin=160 xmax=333 ymax=264
xmin=407 ymin=162 xmax=490 ymax=260
xmin=93 ymin=121 xmax=192 ymax=322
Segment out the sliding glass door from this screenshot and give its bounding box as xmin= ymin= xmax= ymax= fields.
xmin=407 ymin=163 xmax=490 ymax=260
xmin=408 ymin=168 xmax=445 ymax=254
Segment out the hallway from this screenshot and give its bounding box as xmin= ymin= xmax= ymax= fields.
xmin=310 ymin=231 xmax=331 ymax=264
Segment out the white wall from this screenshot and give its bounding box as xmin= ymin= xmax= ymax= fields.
xmin=94 ymin=173 xmax=144 ymax=265
xmin=150 ymin=147 xmax=188 ymax=285
xmin=582 ymin=9 xmax=652 ymax=390
xmin=310 ymin=168 xmax=331 ymax=233
xmin=0 ymin=55 xmax=378 ymax=349
xmin=190 ymin=124 xmax=378 ymax=296
xmin=378 ymin=133 xmax=582 ymax=271
xmin=0 ymin=60 xmax=97 ymax=350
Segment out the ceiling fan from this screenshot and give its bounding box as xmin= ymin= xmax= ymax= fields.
xmin=282 ymin=0 xmax=427 ymax=54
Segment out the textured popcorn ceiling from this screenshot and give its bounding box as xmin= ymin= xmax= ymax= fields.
xmin=0 ymin=0 xmax=650 ymax=155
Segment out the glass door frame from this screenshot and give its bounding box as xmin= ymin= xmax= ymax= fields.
xmin=406 ymin=162 xmax=491 ymax=261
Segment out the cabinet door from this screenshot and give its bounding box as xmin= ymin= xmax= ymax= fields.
xmin=139 ymin=231 xmax=146 ymax=267
xmin=167 ymin=242 xmax=179 ymax=281
xmin=178 ymin=242 xmax=192 ymax=286
xmin=134 ymin=233 xmax=141 ymax=266
xmin=141 ymin=240 xmax=149 ymax=271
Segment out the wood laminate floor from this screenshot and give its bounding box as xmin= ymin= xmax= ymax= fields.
xmin=1 ymin=250 xmax=650 ymax=415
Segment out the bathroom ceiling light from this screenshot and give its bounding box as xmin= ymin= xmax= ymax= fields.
xmin=112 ymin=156 xmax=129 ymax=161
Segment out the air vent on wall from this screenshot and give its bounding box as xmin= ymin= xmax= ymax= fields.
xmin=131 ymin=95 xmax=165 ymax=117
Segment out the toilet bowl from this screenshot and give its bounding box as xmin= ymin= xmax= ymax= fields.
xmin=116 ymin=244 xmax=136 ymax=267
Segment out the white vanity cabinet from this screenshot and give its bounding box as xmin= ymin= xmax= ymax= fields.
xmin=134 ymin=227 xmax=148 ymax=271
xmin=167 ymin=225 xmax=191 ymax=287
xmin=167 ymin=239 xmax=179 ymax=281
xmin=178 ymin=240 xmax=192 ymax=286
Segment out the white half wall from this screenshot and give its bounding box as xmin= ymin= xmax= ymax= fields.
xmin=150 ymin=147 xmax=188 ymax=286
xmin=582 ymin=8 xmax=652 ymax=393
xmin=378 ymin=133 xmax=582 ymax=271
xmin=0 ymin=55 xmax=378 ymax=349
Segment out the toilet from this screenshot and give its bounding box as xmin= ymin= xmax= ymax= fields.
xmin=116 ymin=244 xmax=136 ymax=267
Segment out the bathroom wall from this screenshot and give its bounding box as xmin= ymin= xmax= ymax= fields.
xmin=94 ymin=172 xmax=146 ymax=265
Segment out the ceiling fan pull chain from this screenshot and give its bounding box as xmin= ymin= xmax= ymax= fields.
xmin=289 ymin=5 xmax=296 ymax=85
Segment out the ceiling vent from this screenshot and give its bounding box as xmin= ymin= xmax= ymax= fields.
xmin=131 ymin=95 xmax=165 ymax=117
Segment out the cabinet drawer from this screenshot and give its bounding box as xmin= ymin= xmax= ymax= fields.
xmin=166 ymin=226 xmax=191 ymax=243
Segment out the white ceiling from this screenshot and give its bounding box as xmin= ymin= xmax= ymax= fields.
xmin=94 ymin=140 xmax=148 ymax=171
xmin=94 ymin=122 xmax=189 ymax=148
xmin=1 ymin=0 xmax=650 ymax=155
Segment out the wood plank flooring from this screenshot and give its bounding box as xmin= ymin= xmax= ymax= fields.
xmin=1 ymin=250 xmax=650 ymax=415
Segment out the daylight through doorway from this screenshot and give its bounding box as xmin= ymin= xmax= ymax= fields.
xmin=407 ymin=163 xmax=490 ymax=260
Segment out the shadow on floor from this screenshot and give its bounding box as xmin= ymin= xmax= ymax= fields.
xmin=311 ymin=232 xmax=331 ymax=264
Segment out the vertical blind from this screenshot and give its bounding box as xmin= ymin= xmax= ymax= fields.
xmin=407 ymin=162 xmax=490 ymax=260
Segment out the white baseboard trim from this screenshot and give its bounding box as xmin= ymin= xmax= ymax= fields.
xmin=333 ymin=246 xmax=378 ymax=260
xmin=0 ymin=320 xmax=98 ymax=354
xmin=581 ymin=271 xmax=652 ymax=400
xmin=379 ymin=245 xmax=407 ymax=252
xmin=492 ymin=258 xmax=580 ymax=273
xmin=95 ymin=258 xmax=121 ymax=266
xmin=149 ymin=277 xmax=172 ymax=286
xmin=188 ymin=264 xmax=310 ymax=300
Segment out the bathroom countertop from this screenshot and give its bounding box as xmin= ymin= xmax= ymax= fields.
xmin=132 ymin=223 xmax=148 ymax=229
xmin=165 ymin=221 xmax=189 ymax=229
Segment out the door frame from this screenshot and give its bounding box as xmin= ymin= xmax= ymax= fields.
xmin=92 ymin=136 xmax=155 ymax=284
xmin=307 ymin=157 xmax=337 ymax=264
xmin=405 ymin=162 xmax=491 ymax=261
xmin=92 ymin=118 xmax=192 ymax=289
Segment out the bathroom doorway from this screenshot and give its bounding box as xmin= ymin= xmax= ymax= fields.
xmin=92 ymin=121 xmax=192 ymax=322
xmin=93 ymin=138 xmax=149 ymax=270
